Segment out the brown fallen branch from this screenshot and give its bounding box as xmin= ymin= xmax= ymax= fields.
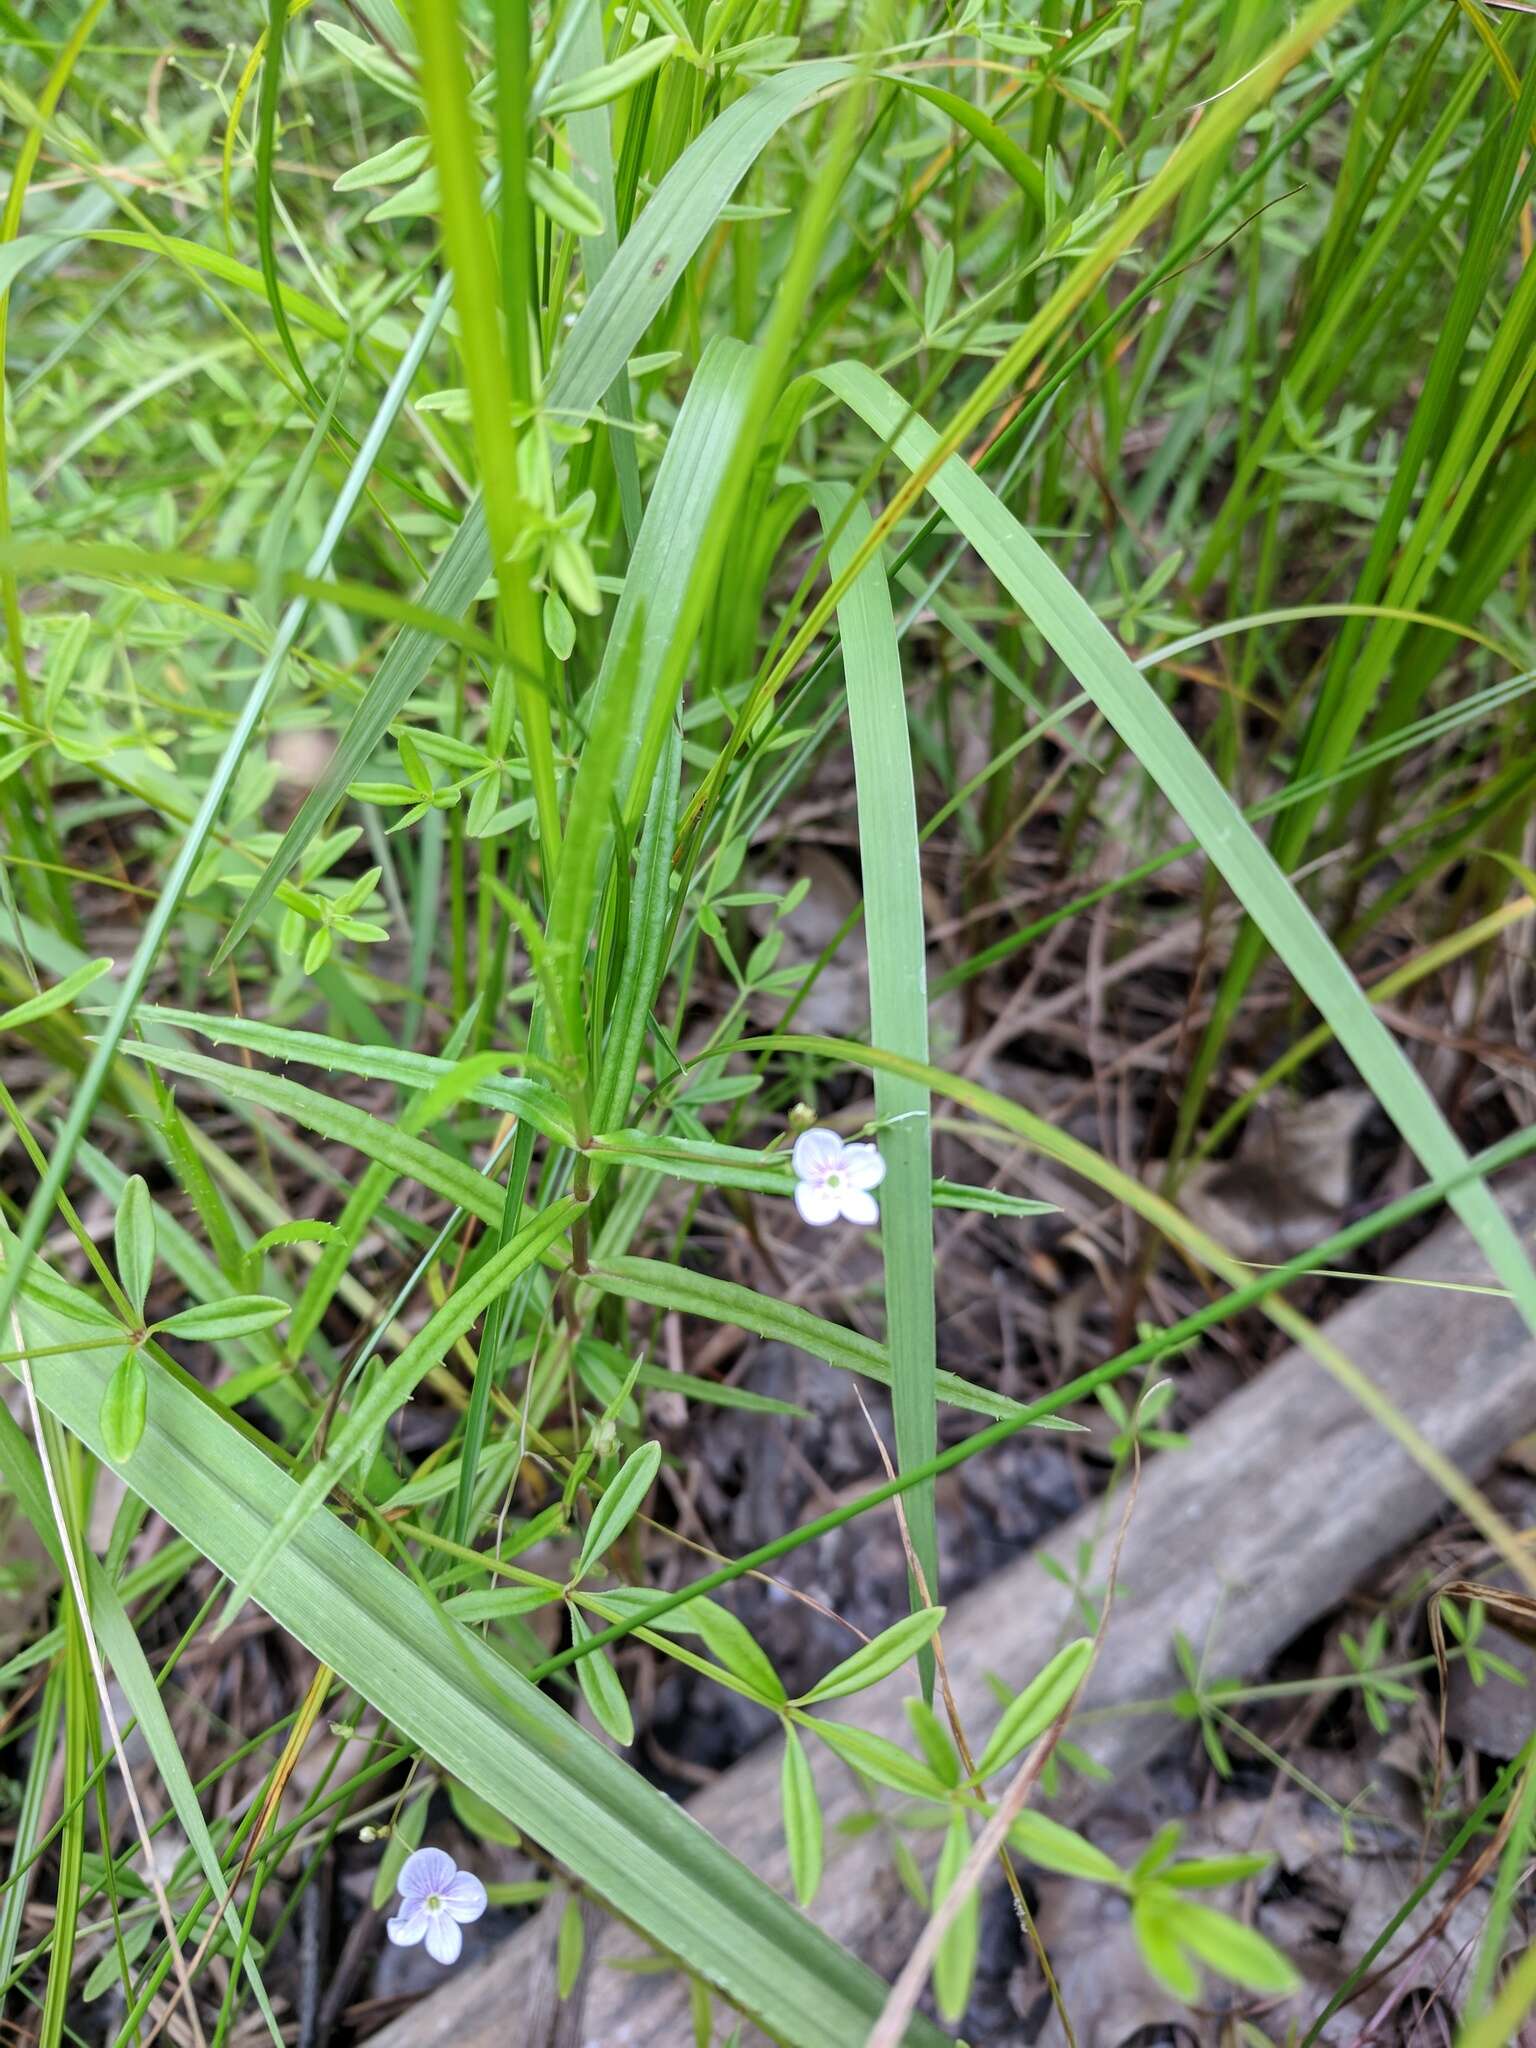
xmin=365 ymin=1172 xmax=1536 ymax=2048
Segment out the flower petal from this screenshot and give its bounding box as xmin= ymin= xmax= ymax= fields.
xmin=840 ymin=1143 xmax=885 ymax=1191
xmin=396 ymin=1846 xmax=457 ymax=1904
xmin=386 ymin=1907 xmax=429 ymax=1948
xmin=424 ymin=1910 xmax=464 ymax=1965
xmin=791 ymin=1127 xmax=843 ymax=1180
xmin=439 ymin=1870 xmax=488 ymax=1922
xmin=794 ymin=1178 xmax=842 ymax=1226
xmin=838 ymin=1188 xmax=880 ymax=1227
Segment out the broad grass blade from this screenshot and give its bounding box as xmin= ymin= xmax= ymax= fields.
xmin=810 ymin=483 xmax=938 ymax=1677
xmin=5 ymin=1251 xmax=950 ymax=2048
xmin=818 ymin=361 xmax=1536 ymax=1340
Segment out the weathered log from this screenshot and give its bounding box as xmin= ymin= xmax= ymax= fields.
xmin=365 ymin=1173 xmax=1536 ymax=2047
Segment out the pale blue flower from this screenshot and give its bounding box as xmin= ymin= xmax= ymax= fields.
xmin=385 ymin=1846 xmax=487 ymax=1965
xmin=792 ymin=1127 xmax=885 ymax=1226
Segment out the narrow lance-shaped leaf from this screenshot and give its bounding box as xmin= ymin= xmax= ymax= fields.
xmin=906 ymin=1698 xmax=961 ymax=1788
xmin=0 ymin=956 xmax=112 ymax=1033
xmin=804 ymin=1718 xmax=953 ymax=1802
xmin=557 ymin=1896 xmax=586 ymax=1997
xmin=119 ymin=1039 xmax=509 ymax=1227
xmin=99 ymin=1350 xmax=147 ymax=1463
xmin=1008 ymin=1811 xmax=1122 ymax=1885
xmin=128 ymin=1006 xmax=575 ymax=1144
xmin=115 ymin=1174 xmax=155 ymax=1320
xmin=1160 ymin=1897 xmax=1298 ymax=1993
xmin=932 ymin=1812 xmax=980 ymax=2024
xmin=781 ymin=1723 xmax=824 ymax=1907
xmin=576 ymin=1440 xmax=662 ymax=1579
xmin=242 ymin=1220 xmax=343 ymax=1290
xmin=583 ymin=1255 xmax=1020 ymax=1421
xmin=569 ymin=1605 xmax=635 ymax=1746
xmin=797 ymin=1607 xmax=947 ymax=1706
xmin=154 ymin=1296 xmax=289 ymax=1342
xmin=447 ymin=1585 xmax=563 ymax=1622
xmin=586 ymin=1587 xmax=786 ymax=1705
xmin=1162 ymin=1853 xmax=1274 ymax=1890
xmin=1132 ymin=1893 xmax=1200 ymax=2000
xmin=541 ymin=35 xmax=678 ymax=118
xmin=968 ymin=1638 xmax=1094 ymax=1783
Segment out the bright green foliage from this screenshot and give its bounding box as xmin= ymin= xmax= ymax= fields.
xmin=797 ymin=1610 xmax=948 ymax=1706
xmin=112 ymin=1174 xmax=154 ymax=1322
xmin=968 ymin=1639 xmax=1094 ymax=1783
xmin=781 ymin=1724 xmax=823 ymax=1906
xmin=931 ymin=1813 xmax=979 ymax=2023
xmin=557 ymin=1894 xmax=586 ymax=1998
xmin=4 ymin=0 xmax=1536 ymax=2038
xmin=98 ymin=1350 xmax=146 ymax=1463
xmin=575 ymin=1439 xmax=662 ymax=1577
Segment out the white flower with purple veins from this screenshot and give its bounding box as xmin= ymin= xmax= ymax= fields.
xmin=385 ymin=1846 xmax=487 ymax=1966
xmin=791 ymin=1127 xmax=886 ymax=1226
